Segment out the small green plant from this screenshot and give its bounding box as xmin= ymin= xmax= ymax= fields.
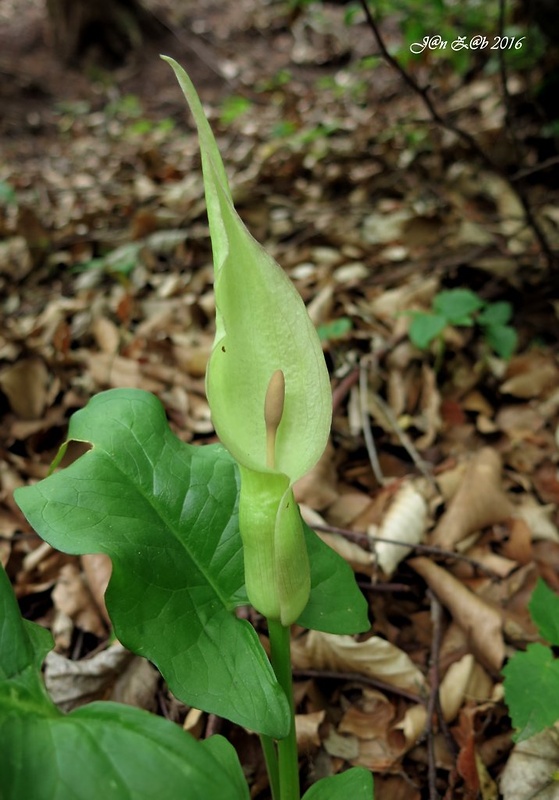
xmin=219 ymin=95 xmax=253 ymax=125
xmin=407 ymin=288 xmax=518 ymax=361
xmin=503 ymin=579 xmax=559 ymax=742
xmin=2 ymin=59 xmax=373 ymax=800
xmin=317 ymin=316 xmax=353 ymax=342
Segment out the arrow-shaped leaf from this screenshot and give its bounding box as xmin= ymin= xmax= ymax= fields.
xmin=14 ymin=388 xmax=289 ymax=738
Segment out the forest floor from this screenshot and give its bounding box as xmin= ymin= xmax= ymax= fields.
xmin=1 ymin=1 xmax=559 ymax=798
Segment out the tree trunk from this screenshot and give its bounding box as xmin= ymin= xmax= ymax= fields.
xmin=46 ymin=0 xmax=161 ymax=66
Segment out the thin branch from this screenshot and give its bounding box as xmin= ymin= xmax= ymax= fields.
xmin=511 ymin=154 xmax=559 ymax=181
xmin=369 ymin=389 xmax=440 ymax=495
xmin=332 ymin=366 xmax=360 ymax=414
xmin=356 ymin=0 xmax=557 ymax=269
xmin=312 ymin=522 xmax=502 ymax=579
xmin=426 ymin=592 xmax=443 ymax=800
xmin=359 ymin=360 xmax=385 ymax=486
xmin=294 ymin=668 xmax=424 ymax=704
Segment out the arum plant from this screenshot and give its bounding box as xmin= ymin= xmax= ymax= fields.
xmin=4 ymin=59 xmax=373 ymax=800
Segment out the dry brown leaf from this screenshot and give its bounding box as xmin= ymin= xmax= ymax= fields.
xmin=111 ymin=655 xmax=159 ymax=712
xmin=44 ymin=644 xmax=134 ymax=712
xmin=431 ymin=448 xmax=514 ymax=549
xmin=85 ymin=352 xmax=166 ymax=393
xmin=51 ymin=562 xmax=106 ymax=637
xmin=439 ymin=654 xmax=476 ymax=723
xmin=183 ymin=707 xmax=205 ymax=736
xmin=369 ymin=276 xmax=439 ymax=320
xmin=395 ymin=703 xmax=427 ymax=748
xmin=517 ymin=499 xmax=559 ymax=542
xmin=294 ymin=441 xmax=338 ymax=510
xmin=495 ymin=517 xmax=533 ymax=565
xmin=291 ymin=630 xmax=427 ymax=694
xmin=307 ymin=527 xmax=375 ymax=575
xmin=326 ymin=490 xmax=372 ymax=528
xmin=91 ymin=316 xmax=121 ymax=355
xmin=409 ymin=557 xmax=505 ymax=671
xmin=500 ymin=726 xmax=559 ymax=800
xmin=452 ymin=543 xmax=517 ymax=579
xmin=496 ymin=404 xmax=546 ymax=437
xmin=350 ymin=731 xmax=407 ymax=771
xmin=339 ymin=692 xmax=395 ymax=739
xmin=81 ymin=553 xmax=112 ymax=626
xmin=0 ymin=357 xmax=50 ymax=419
xmin=367 ymin=481 xmax=427 ymax=577
xmin=374 ymin=775 xmax=421 ymax=800
xmin=295 ymin=710 xmax=325 ymax=751
xmin=500 ymin=352 xmax=559 ymax=399
xmin=323 ymin=727 xmax=360 ymax=760
xmin=415 ymin=365 xmax=442 ymax=450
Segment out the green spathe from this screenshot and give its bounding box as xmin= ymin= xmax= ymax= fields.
xmin=239 ymin=467 xmax=310 ymax=625
xmin=164 ymin=57 xmax=332 ymax=624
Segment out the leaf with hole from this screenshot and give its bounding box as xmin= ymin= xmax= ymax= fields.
xmin=14 ymin=388 xmax=290 ymax=738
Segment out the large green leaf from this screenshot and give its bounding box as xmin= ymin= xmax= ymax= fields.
xmin=302 ymin=768 xmax=374 ymax=799
xmin=0 ymin=564 xmax=248 ymax=800
xmin=14 ymin=388 xmax=367 ymax=734
xmin=14 ymin=388 xmax=290 ymax=738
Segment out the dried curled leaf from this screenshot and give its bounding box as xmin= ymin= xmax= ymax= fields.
xmin=291 ymin=630 xmax=426 ymax=694
xmin=368 ymin=481 xmax=427 ymax=577
xmin=409 ymin=557 xmax=505 ymax=671
xmin=431 ymin=448 xmax=514 ymax=549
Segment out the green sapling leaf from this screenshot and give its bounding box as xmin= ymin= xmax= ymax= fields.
xmin=0 ymin=564 xmax=250 ymax=800
xmin=502 ymin=643 xmax=559 ymax=743
xmin=477 ymin=301 xmax=513 ymax=327
xmin=14 ymin=388 xmax=290 ymax=738
xmin=317 ymin=317 xmax=353 ymax=342
xmin=484 ymin=323 xmax=517 ymax=360
xmin=529 ymin=578 xmax=559 ymax=646
xmin=408 ymin=312 xmax=447 ymax=349
xmin=433 ymin=288 xmax=484 ymax=323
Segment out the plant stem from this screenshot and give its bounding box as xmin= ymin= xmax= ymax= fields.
xmin=260 ymin=735 xmax=280 ymax=800
xmin=267 ymin=619 xmax=300 ymax=800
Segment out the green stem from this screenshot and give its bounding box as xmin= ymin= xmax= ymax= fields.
xmin=260 ymin=734 xmax=280 ymax=800
xmin=267 ymin=619 xmax=300 ymax=800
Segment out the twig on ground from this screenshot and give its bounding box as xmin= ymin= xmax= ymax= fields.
xmin=426 ymin=592 xmax=443 ymax=800
xmin=369 ymin=390 xmax=440 ymax=495
xmin=357 ymin=580 xmax=413 ymax=593
xmin=293 ymin=668 xmax=424 ymax=704
xmin=512 ymin=154 xmax=559 ymax=181
xmin=332 ymin=366 xmax=360 ymax=415
xmin=313 ymin=522 xmax=502 ymax=579
xmin=356 ymin=0 xmax=557 ymax=269
xmin=359 ymin=360 xmax=385 ymax=486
